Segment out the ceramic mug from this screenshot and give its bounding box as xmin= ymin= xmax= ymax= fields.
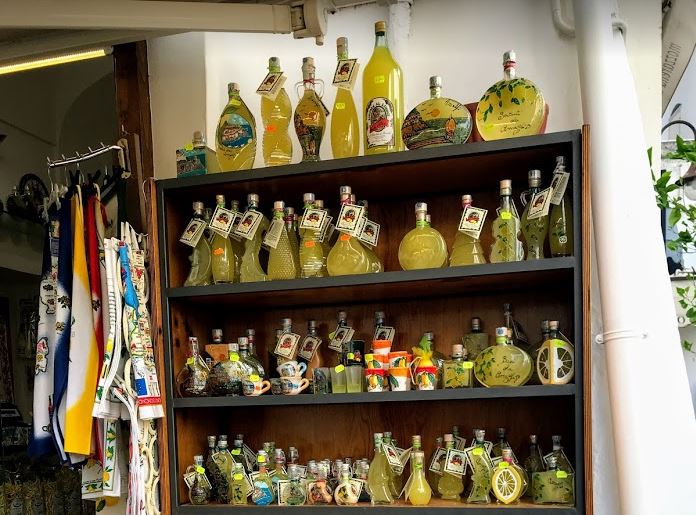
xmin=365 ymin=369 xmax=387 ymax=392
xmin=372 ymin=339 xmax=392 ymax=356
xmin=270 ymin=378 xmax=283 ymax=395
xmin=365 ymin=353 xmax=389 ymax=370
xmin=414 ymin=366 xmax=438 ymax=391
xmin=277 ymin=360 xmax=307 ymax=378
xmin=388 ymin=367 xmax=412 ymax=391
xmin=242 ymin=376 xmax=271 ymax=396
xmin=388 ymin=351 xmax=412 ymax=369
xmin=281 ymin=376 xmax=310 ymax=395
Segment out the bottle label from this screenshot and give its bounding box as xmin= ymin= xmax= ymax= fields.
xmin=365 ymin=97 xmax=395 ymax=148
xmin=179 ymin=218 xmax=206 ymax=247
xmin=294 ymin=102 xmax=324 ymax=160
xmin=382 ymin=443 xmax=404 ymax=474
xmin=300 ymin=208 xmax=328 ymax=231
xmin=219 ymin=114 xmax=253 ymax=149
xmin=335 ymin=203 xmax=365 ymax=236
xmin=334 ymin=102 xmax=346 ymax=110
xmin=550 ymin=168 xmax=571 ymax=206
xmin=318 ymin=216 xmax=334 ymax=243
xmin=256 ymin=72 xmax=286 ymax=101
xmin=297 ymin=335 xmax=322 ymax=361
xmin=274 ymin=331 xmax=301 ymax=359
xmin=556 ymin=470 xmax=568 ymax=479
xmin=252 ymin=479 xmax=274 ymax=505
xmin=428 ymin=447 xmax=447 ymax=476
xmin=357 ymin=218 xmax=380 ymax=247
xmin=262 ymin=218 xmax=285 ymax=249
xmin=209 ymin=205 xmax=237 ymax=237
xmin=443 ymin=448 xmax=468 ymax=477
xmin=528 ymin=187 xmax=553 ymax=220
xmin=373 ymin=326 xmax=395 ymax=343
xmin=458 ymin=206 xmax=488 ymax=239
xmin=328 ymin=326 xmax=354 ymax=352
xmin=233 ymin=210 xmax=264 ymax=240
xmin=454 ymin=436 xmax=467 ymax=450
xmin=332 ymin=59 xmax=359 ymax=90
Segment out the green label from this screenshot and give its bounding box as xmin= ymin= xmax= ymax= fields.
xmin=556 ymin=470 xmax=568 ymax=479
xmin=463 ymin=361 xmax=474 ymax=369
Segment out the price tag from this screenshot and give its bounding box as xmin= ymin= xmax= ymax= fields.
xmin=336 ymin=203 xmax=365 ymax=236
xmin=334 ymin=364 xmax=345 ymax=373
xmin=428 ymin=447 xmax=446 ymax=476
xmin=458 ymin=206 xmax=488 ymax=239
xmin=263 ymin=218 xmax=285 ymax=249
xmin=274 ymin=332 xmax=301 ymax=359
xmin=250 ymin=374 xmax=260 ymax=382
xmin=500 ymin=211 xmax=512 ymax=220
xmin=195 ymin=466 xmax=205 ymax=474
xmin=473 ymin=448 xmax=483 ymax=456
xmin=550 ymin=170 xmax=571 ymax=205
xmin=232 ymin=448 xmax=241 ymax=456
xmin=358 ymin=218 xmax=380 ymax=247
xmin=498 ymin=462 xmax=509 ymax=469
xmin=230 ymin=354 xmax=239 ymax=362
xmin=332 ymin=59 xmax=360 ymax=90
xmin=186 ymin=357 xmax=194 ymax=366
xmin=179 ymin=218 xmax=206 ymax=247
xmin=463 ymin=361 xmax=474 ymax=369
xmin=209 ymin=205 xmax=237 ymax=237
xmin=256 ymin=72 xmax=287 ymax=101
xmin=556 ymin=470 xmax=568 ymax=479
xmin=528 ymin=187 xmax=553 ymax=220
xmin=233 ymin=210 xmax=264 ymax=240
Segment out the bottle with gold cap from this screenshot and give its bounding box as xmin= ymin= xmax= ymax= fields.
xmin=184 ymin=201 xmax=213 ymax=287
xmin=210 ymin=194 xmax=237 ymax=283
xmin=294 ymin=57 xmax=326 ymax=162
xmin=326 ymin=186 xmax=372 ymax=276
xmin=490 ymin=180 xmax=523 ymax=263
xmin=363 ymin=20 xmax=404 ymax=155
xmin=261 ymin=57 xmax=293 ymax=167
xmin=398 ymin=202 xmax=448 ymax=270
xmin=520 ymin=169 xmax=549 ymax=260
xmin=268 ymin=201 xmax=300 ymax=280
xmin=215 ymin=82 xmax=256 ymax=171
xmin=331 ymin=37 xmax=360 ymax=158
xmin=450 ymin=194 xmax=486 ymax=266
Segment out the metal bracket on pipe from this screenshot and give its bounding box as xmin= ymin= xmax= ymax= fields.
xmin=595 ymin=329 xmax=648 ymax=344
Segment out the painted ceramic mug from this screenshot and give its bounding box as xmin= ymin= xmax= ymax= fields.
xmin=372 ymin=339 xmax=392 ymax=356
xmin=365 ymin=369 xmax=387 ymax=392
xmin=414 ymin=366 xmax=438 ymax=390
xmin=270 ymin=378 xmax=283 ymax=395
xmin=242 ymin=376 xmax=271 ymax=396
xmin=388 ymin=351 xmax=412 ymax=369
xmin=388 ymin=367 xmax=412 ymax=391
xmin=281 ymin=376 xmax=310 ymax=395
xmin=365 ymin=353 xmax=389 ymax=370
xmin=277 ymin=360 xmax=307 ymax=378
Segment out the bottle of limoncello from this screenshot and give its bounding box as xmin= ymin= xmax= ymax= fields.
xmin=438 ymin=434 xmax=464 ymax=500
xmin=239 ymin=194 xmax=269 ymax=283
xmin=210 ymin=194 xmax=236 ymax=283
xmin=228 ymin=200 xmax=244 ymax=277
xmin=331 ymin=37 xmax=360 ymax=159
xmin=357 ymin=199 xmax=383 ymax=273
xmin=261 ymin=57 xmax=292 ymax=167
xmin=398 ymin=202 xmax=448 ymax=270
xmin=326 ymin=186 xmax=371 ymax=276
xmin=363 ymin=21 xmax=404 ymax=155
xmin=549 ymin=156 xmax=574 ymax=256
xmin=299 ymin=193 xmax=325 ymax=278
xmin=406 ymin=450 xmax=432 ymax=506
xmin=521 ymin=169 xmax=549 ymax=260
xmin=367 ymin=433 xmax=394 ymax=505
xmin=313 ymin=199 xmax=331 ymax=273
xmin=294 ymin=57 xmax=326 ymax=162
xmin=284 ymin=206 xmax=300 ymax=265
xmin=268 ymin=201 xmax=300 ymax=280
xmin=215 ymin=82 xmax=256 ymax=171
xmin=490 ymin=180 xmax=523 ymax=263
xmin=184 ymin=202 xmax=213 ymax=287
xmin=450 ymin=194 xmax=486 ymax=266
xmin=427 ymin=436 xmax=444 ymax=495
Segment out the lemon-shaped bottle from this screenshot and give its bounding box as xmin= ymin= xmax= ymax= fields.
xmin=261 ymin=57 xmax=292 ymax=167
xmin=406 ymin=450 xmax=432 ymax=506
xmin=331 ymin=37 xmax=360 ymax=159
xmin=536 ymin=320 xmax=575 ymax=385
xmin=215 ymin=82 xmax=256 ymax=171
xmin=491 ymin=449 xmax=524 ymax=505
xmin=398 ymin=202 xmax=448 ymax=270
xmin=474 ymin=327 xmax=532 ymax=387
xmin=450 ymin=194 xmax=486 ymax=266
xmin=476 ymin=51 xmax=545 ymax=141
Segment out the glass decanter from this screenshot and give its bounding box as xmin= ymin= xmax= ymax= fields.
xmin=307 ymin=463 xmax=333 ymax=504
xmin=473 ymin=327 xmax=532 ymax=387
xmin=294 ymin=57 xmax=325 ymax=162
xmin=267 ymin=200 xmax=300 ymax=280
xmin=331 ymin=37 xmax=360 ymax=159
xmin=299 ymin=193 xmax=325 ymax=278
xmin=334 ymin=463 xmax=358 ymax=505
xmin=450 ymin=194 xmax=486 ymax=266
xmin=261 ymin=57 xmax=293 ymax=167
xmin=176 ymin=337 xmax=210 ymax=397
xmin=252 ymin=451 xmax=275 ymax=505
xmin=438 ymin=434 xmax=464 ymax=500
xmin=285 ymin=464 xmax=306 ymax=505
xmin=531 ymin=455 xmax=575 ymax=505
xmin=183 ymin=202 xmax=212 ymax=287
xmin=210 ymin=194 xmax=236 ymax=283
xmin=490 ymin=180 xmax=523 ymax=263
xmin=239 ymin=193 xmax=270 ymax=283
xmin=209 ymin=341 xmax=252 ymax=396
xmin=186 ymin=455 xmax=211 ymax=505
xmin=271 ymin=448 xmax=288 ymax=494
xmin=231 ymin=462 xmax=248 ymax=505
xmin=215 ymin=82 xmax=256 ymax=171
xmin=520 ymin=169 xmax=549 ymax=260
xmin=523 ymin=435 xmax=545 ymax=491
xmin=462 ymin=317 xmax=490 ymax=362
xmin=442 ymin=343 xmax=473 ymax=389
xmin=398 ymin=202 xmax=448 ymax=270
xmin=327 ymin=186 xmax=372 ymax=276
xmin=549 ymin=156 xmax=574 ymax=256
xmin=467 ymin=429 xmax=493 ymax=504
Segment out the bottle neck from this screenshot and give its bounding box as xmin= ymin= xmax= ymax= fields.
xmin=273 ymin=209 xmax=283 ymax=220
xmin=303 ymin=74 xmax=316 ymax=91
xmin=430 ymin=86 xmax=441 ymax=99
xmin=337 ymin=49 xmax=349 ymax=60
xmin=374 ymin=31 xmax=388 ymax=49
xmin=504 ymin=63 xmax=516 ymax=80
xmin=500 ymin=194 xmax=512 ymax=212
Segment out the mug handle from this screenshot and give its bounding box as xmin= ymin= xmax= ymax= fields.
xmin=259 ymin=380 xmax=271 ymax=394
xmin=298 ymin=362 xmax=308 ymax=376
xmin=409 ymin=356 xmax=421 ymax=384
xmin=298 ymin=378 xmax=310 ymax=392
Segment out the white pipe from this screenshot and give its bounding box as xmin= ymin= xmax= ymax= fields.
xmin=574 ymin=1 xmax=696 ymax=514
xmin=552 ymin=0 xmax=575 ymax=37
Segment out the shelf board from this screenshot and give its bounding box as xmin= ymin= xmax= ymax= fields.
xmin=177 ymin=499 xmax=577 ymax=514
xmin=166 ymin=257 xmax=575 ymax=308
xmin=173 ymin=384 xmax=576 ymax=409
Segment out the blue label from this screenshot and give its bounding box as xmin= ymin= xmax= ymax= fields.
xmin=252 ymin=481 xmax=274 ymax=505
xmin=220 ymin=114 xmax=253 ymax=149
xmin=134 ymin=377 xmax=148 ymax=396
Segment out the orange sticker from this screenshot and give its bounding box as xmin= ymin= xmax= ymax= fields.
xmin=304 ymin=240 xmax=315 ymax=248
xmin=213 ymin=248 xmax=224 ymax=255
xmin=340 ymin=233 xmax=351 ymax=241
xmin=266 ymin=124 xmax=276 ymax=133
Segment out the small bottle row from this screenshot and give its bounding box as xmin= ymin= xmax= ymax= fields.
xmin=179 ymin=157 xmax=573 ymax=286
xmin=175 ymin=304 xmax=575 ymax=398
xmin=184 ymin=427 xmax=574 ymax=507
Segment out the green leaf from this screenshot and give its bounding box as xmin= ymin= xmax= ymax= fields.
xmin=511 ymin=97 xmax=520 ymax=105
xmin=647 ymin=147 xmax=653 ymax=166
xmin=498 ymin=101 xmax=502 ymax=108
xmin=683 ymin=340 xmax=694 ymax=352
xmin=677 ymin=135 xmax=687 ymax=153
xmin=686 ymin=307 xmax=696 ymax=319
xmin=669 ymin=208 xmax=682 ymax=226
xmin=667 ymin=240 xmax=680 ymax=251
xmin=496 ymin=90 xmax=501 ymax=98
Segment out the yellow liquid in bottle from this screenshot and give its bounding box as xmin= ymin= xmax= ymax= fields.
xmin=450 ymin=231 xmax=486 ymax=266
xmin=184 ymin=234 xmax=212 ymax=287
xmin=549 ymin=194 xmax=573 ymax=257
xmin=521 ymin=200 xmax=548 ymax=260
xmin=490 ymin=212 xmax=522 ymax=263
xmin=268 ymin=215 xmax=300 ymax=280
xmin=261 ymin=88 xmax=293 ymax=167
xmin=239 ymin=215 xmax=269 ymax=283
xmin=216 ymin=84 xmax=256 ymax=171
xmin=438 ymin=471 xmax=464 ymax=500
xmin=368 ymin=444 xmax=394 ymax=505
xmin=211 ymin=231 xmax=236 ymax=283
xmin=398 ymin=221 xmax=448 ymax=270
xmin=327 ymin=233 xmax=372 ymax=276
xmin=300 ymin=237 xmax=325 ymax=278
xmin=363 ymin=24 xmax=404 ymax=155
xmin=332 ymin=87 xmax=359 ymax=158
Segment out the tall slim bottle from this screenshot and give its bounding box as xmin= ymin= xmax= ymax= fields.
xmin=314 ymin=199 xmax=331 ymax=273
xmin=299 ymin=193 xmax=325 ymax=278
xmin=268 ymin=201 xmax=300 ymax=280
xmin=284 ymin=206 xmax=300 ymax=265
xmin=367 ymin=433 xmax=394 ymax=505
xmin=363 ymin=21 xmax=404 ymax=155
xmin=331 ymin=37 xmax=360 ymax=158
xmin=211 ymin=194 xmax=236 ymax=283
xmin=244 ymin=329 xmax=266 ymax=378
xmin=358 ymin=199 xmax=383 ymax=272
xmin=549 ymin=156 xmax=574 ymax=256
xmin=239 ymin=194 xmax=269 ymax=283
xmin=294 ymin=57 xmax=326 ymax=162
xmin=215 ymin=82 xmax=256 ymax=171
xmin=521 ymin=169 xmax=549 ymax=260
xmin=490 ymin=180 xmax=523 ymax=263
xmin=326 ymin=186 xmax=371 ymax=276
xmin=450 ymin=194 xmax=486 ymax=266
xmin=184 ymin=202 xmax=213 ymax=287
xmin=427 ymin=436 xmax=444 ymax=495
xmin=229 ymin=199 xmax=244 ymax=277
xmin=261 ymin=57 xmax=293 ymax=167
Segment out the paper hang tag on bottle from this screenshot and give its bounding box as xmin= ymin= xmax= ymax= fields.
xmin=332 ymin=59 xmax=360 ymax=90
xmin=357 ymin=218 xmax=380 ymax=247
xmin=233 ymin=210 xmax=264 ymax=240
xmin=335 ymin=203 xmax=365 ymax=236
xmin=243 ymin=444 xmax=257 ymax=471
xmin=318 ymin=216 xmax=334 ymax=243
xmin=274 ymin=331 xmax=301 ymax=359
xmin=297 ymin=335 xmax=322 ymax=361
xmin=328 ymin=326 xmax=354 ymax=352
xmin=256 ymin=72 xmax=286 ymax=101
xmin=454 ymin=436 xmax=467 ymax=451
xmin=229 ymin=211 xmax=243 ymax=241
xmin=428 ymin=447 xmax=447 ymax=476
xmin=295 ymin=464 xmax=308 ymax=478
xmin=300 ymin=208 xmax=328 ymax=231
xmin=443 ymin=448 xmax=468 ymax=477
xmin=263 ymin=218 xmax=285 ymax=249
xmin=527 ymin=187 xmax=553 ymax=220
xmin=320 ymin=97 xmax=331 ymax=118
xmin=550 ymin=170 xmax=571 ymax=205
xmin=179 ymin=218 xmax=206 ymax=247
xmin=373 ymin=326 xmax=395 ymax=343
xmin=382 ymin=443 xmax=404 ymax=474
xmin=458 ymin=206 xmax=488 ymax=239
xmin=275 ymin=480 xmax=292 ymax=505
xmin=349 ymin=478 xmax=364 ymax=497
xmin=208 ymin=205 xmax=237 ymax=237
xmin=183 ymin=470 xmax=212 ymax=490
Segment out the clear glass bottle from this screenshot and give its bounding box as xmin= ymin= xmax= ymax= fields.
xmin=332 ymin=37 xmax=360 ymax=159
xmin=231 ymin=462 xmax=248 ymax=505
xmin=549 ymin=156 xmax=574 ymax=257
xmin=176 ymin=337 xmax=210 ymax=397
xmin=549 ymin=435 xmax=574 ymax=473
xmin=238 ymin=337 xmax=261 ymax=379
xmin=438 ymin=434 xmax=464 ymax=500
xmin=367 ymin=432 xmax=394 ymax=505
xmin=462 ymin=317 xmax=490 ymax=362
xmin=205 ymin=435 xmax=221 ymax=503
xmin=536 ymin=321 xmax=575 ymax=385
xmin=398 ymin=202 xmax=448 ymax=270
xmin=299 ymin=193 xmax=325 ymax=278
xmin=314 ymin=199 xmax=331 ymax=273
xmin=406 ymin=450 xmax=431 ymax=505
xmin=327 ymin=186 xmax=372 ymax=276
xmin=186 ymin=455 xmax=211 ymax=505
xmin=531 ymin=455 xmax=575 ymax=505
xmin=467 ymin=429 xmax=492 ymax=504
xmin=363 ymin=20 xmax=404 ymax=155
xmin=450 ymin=194 xmax=486 ymax=266
xmin=209 ymin=341 xmax=252 ymax=396
xmin=442 ymin=343 xmax=473 ymax=389
xmin=307 ymin=463 xmax=333 ymax=504
xmin=358 ymin=199 xmax=383 ymax=273
xmin=215 ymin=82 xmax=256 ymax=171
xmin=473 ymin=327 xmax=533 ymax=387
xmin=334 ymin=463 xmax=358 ymax=505
xmin=491 ymin=427 xmax=510 ymax=459
xmin=239 ymin=194 xmax=270 ymax=283
xmin=216 ymin=438 xmax=235 ymax=504
xmin=286 ymin=464 xmax=307 ymax=505
xmin=521 ymin=169 xmax=549 ymax=260
xmin=211 ymin=194 xmax=237 ymax=283
xmin=504 ymin=302 xmax=531 ymax=352
xmin=286 ymin=206 xmax=300 ymax=260
xmin=229 ymin=199 xmax=244 ymax=277
xmin=490 ymin=180 xmax=523 ymax=262
xmin=475 ymin=51 xmax=546 ymax=141
xmin=303 ymin=319 xmax=323 ymax=378
xmin=523 ymin=435 xmax=545 ymax=491
xmin=262 ymin=57 xmax=293 ymax=167
xmin=252 ymin=451 xmax=275 ymax=505
xmin=271 ymin=448 xmax=288 ymax=495
xmin=268 ymin=200 xmax=300 ymax=280
xmin=184 ymin=201 xmax=213 ymax=287
xmin=402 ymin=75 xmax=472 ymax=149
xmin=356 ymin=460 xmax=371 ymax=502
xmin=491 ymin=448 xmax=526 ymax=505
xmin=294 ymin=57 xmax=326 ymax=162
xmin=383 ymin=432 xmax=402 ymax=499
xmin=244 ymin=329 xmax=266 ymax=378
xmin=427 ymin=436 xmax=444 ymax=495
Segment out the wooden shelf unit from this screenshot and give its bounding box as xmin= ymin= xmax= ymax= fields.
xmin=153 ymin=130 xmax=588 ymax=514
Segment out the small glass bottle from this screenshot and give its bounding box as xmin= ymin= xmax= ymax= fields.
xmin=473 ymin=327 xmax=533 ymax=387
xmin=491 ymin=427 xmax=511 ymax=459
xmin=438 ymin=434 xmax=464 ymax=500
xmin=294 ymin=57 xmax=326 ymax=162
xmin=184 ymin=202 xmax=213 ymax=287
xmin=205 ymin=435 xmax=221 ymax=503
xmin=383 ymin=432 xmax=402 ymax=499
xmin=331 ymin=37 xmax=360 ymax=159
xmin=285 ymin=464 xmax=306 ymax=505
xmin=186 ymin=455 xmax=211 ymax=505
xmin=442 ymin=343 xmax=473 ymax=389
xmin=239 ymin=193 xmax=270 ymax=283
xmin=406 ymin=450 xmax=432 ymax=506
xmin=175 ymin=337 xmax=210 ymax=397
xmin=327 ymin=186 xmax=372 ymax=276
xmin=523 ymin=434 xmax=545 ymax=483
xmin=244 ymin=329 xmax=266 ymax=378
xmin=356 ymin=460 xmax=371 ymax=502
xmin=302 ymin=319 xmax=323 ymax=378
xmin=261 ymin=57 xmax=293 ymax=167
xmin=215 ymin=82 xmax=256 ymax=171
xmin=299 ymin=192 xmax=324 ymax=278
xmin=210 ymin=194 xmax=237 ymax=283
xmin=521 ymin=169 xmax=549 ymax=260
xmin=467 ymin=429 xmax=492 ymax=504
xmin=314 ymin=198 xmax=331 ymax=272
xmin=549 ymin=435 xmax=574 ymax=473
xmin=271 ymin=448 xmax=288 ymax=497
xmin=367 ymin=433 xmax=394 ymax=505
xmin=450 ymin=194 xmax=486 ymax=266
xmin=307 ymin=463 xmax=333 ymax=504
xmin=528 ymin=321 xmax=550 ymax=385
xmin=334 ymin=463 xmax=359 ymax=505
xmin=490 ymin=180 xmax=523 ymax=262
xmin=504 ymin=302 xmax=531 ymax=352
xmin=268 ymin=200 xmax=300 ymax=280
xmin=549 ymin=156 xmax=574 ymax=257
xmin=228 ymin=199 xmax=245 ymax=277
xmin=532 ymin=455 xmax=575 ymax=505
xmin=209 ymin=341 xmax=252 ymax=396
xmin=427 ymin=436 xmax=444 ymax=495
xmin=491 ymin=447 xmax=526 ymax=505
xmin=462 ymin=317 xmax=490 ymax=362
xmin=252 ymin=451 xmax=275 ymax=505
xmin=231 ymin=462 xmax=248 ymax=505
xmin=357 ymin=199 xmax=383 ymax=273
xmin=402 ymin=75 xmax=472 ymax=149
xmin=216 ymin=438 xmax=235 ymax=504
xmin=398 ymin=202 xmax=448 ymax=270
